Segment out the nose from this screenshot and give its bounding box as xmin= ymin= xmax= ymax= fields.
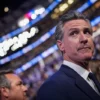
xmin=79 ymin=33 xmax=88 ymax=44
xmin=23 ymin=85 xmax=28 ymax=92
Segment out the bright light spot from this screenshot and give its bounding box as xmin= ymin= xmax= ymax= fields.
xmin=18 ymin=18 xmax=29 ymax=27
xmin=8 ymin=38 xmax=14 ymax=45
xmin=4 ymin=7 xmax=9 ymax=12
xmin=90 ymin=0 xmax=97 ymax=3
xmin=22 ymin=31 xmax=30 ymax=38
xmin=30 ymin=27 xmax=38 ymax=36
xmin=0 ymin=51 xmax=6 ymax=57
xmin=51 ymin=14 xmax=58 ymax=19
xmin=39 ymin=8 xmax=45 ymax=14
xmin=35 ymin=7 xmax=45 ymax=15
xmin=31 ymin=14 xmax=37 ymax=19
xmin=13 ymin=37 xmax=18 ymax=43
xmin=54 ymin=8 xmax=59 ymax=13
xmin=18 ymin=33 xmax=28 ymax=44
xmin=2 ymin=40 xmax=9 ymax=52
xmin=68 ymin=0 xmax=74 ymax=4
xmin=59 ymin=3 xmax=68 ymax=12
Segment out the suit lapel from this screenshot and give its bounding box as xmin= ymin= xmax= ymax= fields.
xmin=60 ymin=65 xmax=100 ymax=100
xmin=75 ymin=75 xmax=100 ymax=100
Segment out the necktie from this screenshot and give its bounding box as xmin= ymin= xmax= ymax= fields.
xmin=88 ymin=73 xmax=100 ymax=92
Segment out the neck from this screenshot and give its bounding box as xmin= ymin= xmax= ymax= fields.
xmin=76 ymin=61 xmax=90 ymax=71
xmin=64 ymin=58 xmax=90 ymax=71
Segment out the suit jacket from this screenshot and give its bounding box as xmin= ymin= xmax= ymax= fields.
xmin=36 ymin=64 xmax=100 ymax=100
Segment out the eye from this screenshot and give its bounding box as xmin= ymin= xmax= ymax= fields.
xmin=70 ymin=31 xmax=79 ymax=36
xmin=17 ymin=81 xmax=23 ymax=86
xmin=84 ymin=28 xmax=92 ymax=35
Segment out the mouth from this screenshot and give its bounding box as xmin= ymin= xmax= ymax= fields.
xmin=78 ymin=47 xmax=91 ymax=51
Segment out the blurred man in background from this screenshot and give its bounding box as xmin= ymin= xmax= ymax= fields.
xmin=36 ymin=10 xmax=100 ymax=100
xmin=0 ymin=69 xmax=28 ymax=100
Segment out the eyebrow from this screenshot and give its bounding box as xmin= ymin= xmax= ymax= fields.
xmin=69 ymin=28 xmax=78 ymax=31
xmin=68 ymin=27 xmax=92 ymax=32
xmin=84 ymin=27 xmax=92 ymax=32
xmin=17 ymin=80 xmax=23 ymax=85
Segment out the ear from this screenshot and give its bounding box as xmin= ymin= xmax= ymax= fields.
xmin=57 ymin=40 xmax=65 ymax=52
xmin=0 ymin=87 xmax=9 ymax=97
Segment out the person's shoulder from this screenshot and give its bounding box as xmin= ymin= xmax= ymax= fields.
xmin=36 ymin=75 xmax=60 ymax=100
xmin=45 ymin=69 xmax=67 ymax=83
xmin=36 ymin=70 xmax=71 ymax=100
xmin=38 ymin=69 xmax=70 ymax=92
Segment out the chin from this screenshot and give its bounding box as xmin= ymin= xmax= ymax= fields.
xmin=83 ymin=56 xmax=92 ymax=61
xmin=80 ymin=53 xmax=93 ymax=61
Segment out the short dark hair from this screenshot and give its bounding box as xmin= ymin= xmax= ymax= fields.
xmin=0 ymin=69 xmax=14 ymax=89
xmin=55 ymin=10 xmax=91 ymax=41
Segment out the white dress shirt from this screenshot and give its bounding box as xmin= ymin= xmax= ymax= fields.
xmin=63 ymin=60 xmax=100 ymax=95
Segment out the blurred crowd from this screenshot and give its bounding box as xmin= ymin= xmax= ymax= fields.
xmin=20 ymin=51 xmax=62 ymax=100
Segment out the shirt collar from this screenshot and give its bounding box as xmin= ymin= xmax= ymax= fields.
xmin=63 ymin=60 xmax=90 ymax=80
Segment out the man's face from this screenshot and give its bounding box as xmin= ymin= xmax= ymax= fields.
xmin=6 ymin=73 xmax=28 ymax=100
xmin=57 ymin=19 xmax=94 ymax=64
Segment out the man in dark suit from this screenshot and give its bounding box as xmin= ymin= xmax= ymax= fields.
xmin=36 ymin=10 xmax=100 ymax=100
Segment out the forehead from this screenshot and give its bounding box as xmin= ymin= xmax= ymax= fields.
xmin=63 ymin=19 xmax=91 ymax=30
xmin=5 ymin=73 xmax=21 ymax=83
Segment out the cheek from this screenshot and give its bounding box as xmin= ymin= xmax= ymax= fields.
xmin=65 ymin=42 xmax=77 ymax=53
xmin=63 ymin=37 xmax=79 ymax=52
xmin=11 ymin=87 xmax=21 ymax=93
xmin=89 ymin=39 xmax=94 ymax=49
xmin=67 ymin=40 xmax=78 ymax=49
